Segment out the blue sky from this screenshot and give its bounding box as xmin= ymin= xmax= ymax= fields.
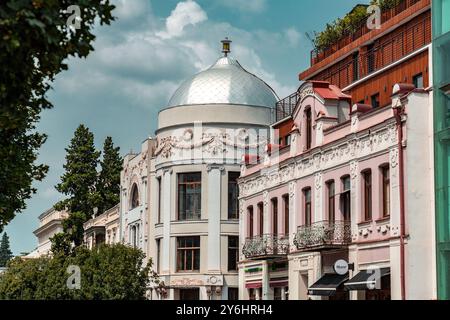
xmin=4 ymin=0 xmax=366 ymax=255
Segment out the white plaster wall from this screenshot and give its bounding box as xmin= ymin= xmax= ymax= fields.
xmin=404 ymin=92 xmax=435 ymax=299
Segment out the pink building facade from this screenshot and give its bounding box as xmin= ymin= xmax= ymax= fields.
xmin=238 ymin=81 xmax=436 ymax=300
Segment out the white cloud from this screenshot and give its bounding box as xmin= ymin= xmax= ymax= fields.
xmin=285 ymin=27 xmax=301 ymax=47
xmin=219 ymin=0 xmax=267 ymax=13
xmin=56 ymin=0 xmax=297 ymax=112
xmin=114 ymin=0 xmax=151 ymax=20
xmin=157 ymin=0 xmax=207 ymax=39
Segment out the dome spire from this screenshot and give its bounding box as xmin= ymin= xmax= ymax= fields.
xmin=221 ymin=37 xmax=232 ymax=57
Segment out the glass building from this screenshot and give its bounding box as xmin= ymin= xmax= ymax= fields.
xmin=433 ymin=0 xmax=450 ymax=300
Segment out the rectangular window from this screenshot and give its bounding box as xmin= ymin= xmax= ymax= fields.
xmin=228 ymin=172 xmax=240 ymax=219
xmin=353 ymin=51 xmax=360 ymax=81
xmin=156 ymin=239 xmax=161 ymax=273
xmin=178 ymin=173 xmax=202 ymax=221
xmin=258 ymin=202 xmax=264 ymax=236
xmin=341 ymin=176 xmax=351 ymax=221
xmin=228 ymin=236 xmax=239 ymax=271
xmin=248 ymin=206 xmax=254 ymax=238
xmin=304 ymin=188 xmax=312 ymax=226
xmin=382 ymin=166 xmax=391 ymax=217
xmin=327 ymin=181 xmax=335 ymax=222
xmin=371 ymin=93 xmax=380 ymax=108
xmin=272 ymin=198 xmax=278 ymax=235
xmin=228 ymin=288 xmax=239 ymax=300
xmin=367 ymin=43 xmax=375 ymax=74
xmin=363 ymin=170 xmax=372 ymax=221
xmin=285 ymin=135 xmax=291 ymax=147
xmin=413 ymin=73 xmax=424 ymax=88
xmin=179 ymin=289 xmax=200 ymax=300
xmin=305 ymin=108 xmax=312 ymax=150
xmin=283 ymin=194 xmax=289 ymax=236
xmin=157 ymin=177 xmax=162 ymax=224
xmin=274 ymin=287 xmax=283 ymax=300
xmin=176 ymin=237 xmax=200 ymax=272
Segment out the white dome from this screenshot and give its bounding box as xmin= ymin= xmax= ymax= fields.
xmin=167 ymin=57 xmax=278 ymax=108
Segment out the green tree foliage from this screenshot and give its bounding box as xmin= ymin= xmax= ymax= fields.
xmin=0 ymin=233 xmax=13 ymax=267
xmin=0 ymin=244 xmax=156 ymax=300
xmin=312 ymin=0 xmax=402 ymax=52
xmin=96 ymin=137 xmax=123 ymax=215
xmin=55 ymin=125 xmax=100 ymax=246
xmin=0 ymin=0 xmax=115 ymax=232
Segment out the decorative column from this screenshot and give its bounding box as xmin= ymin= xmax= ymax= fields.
xmin=350 ymin=161 xmax=360 ymax=235
xmin=161 ymin=169 xmax=172 ymax=274
xmin=263 ymin=191 xmax=270 ymax=234
xmin=207 ymin=165 xmax=224 ymax=273
xmin=314 ymin=173 xmax=323 ymax=222
xmin=389 ymin=147 xmax=402 ymax=300
xmin=349 ymin=160 xmax=360 ymax=301
xmin=289 ymin=181 xmax=297 ymax=248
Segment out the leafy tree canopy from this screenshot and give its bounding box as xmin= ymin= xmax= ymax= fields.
xmin=0 ymin=0 xmax=115 ymax=232
xmin=0 ymin=244 xmax=157 ymax=300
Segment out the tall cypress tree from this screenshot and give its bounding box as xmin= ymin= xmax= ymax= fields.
xmin=55 ymin=124 xmax=100 ymax=246
xmin=97 ymin=137 xmax=122 ymax=215
xmin=0 ymin=233 xmax=13 ymax=267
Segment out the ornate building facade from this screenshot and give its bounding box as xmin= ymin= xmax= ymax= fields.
xmin=238 ymin=0 xmax=436 ymax=300
xmin=238 ymin=80 xmax=435 ymax=300
xmin=27 ymin=208 xmax=69 ymax=258
xmin=118 ymin=41 xmax=278 ymax=300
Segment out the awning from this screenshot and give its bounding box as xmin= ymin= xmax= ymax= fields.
xmin=345 ymin=268 xmax=390 ymax=291
xmin=245 ymin=282 xmax=262 ymax=289
xmin=270 ymin=278 xmax=288 ymax=288
xmin=308 ymin=273 xmax=349 ymax=296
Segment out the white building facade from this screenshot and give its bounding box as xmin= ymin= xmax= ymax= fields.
xmin=119 ymin=41 xmax=279 ymax=300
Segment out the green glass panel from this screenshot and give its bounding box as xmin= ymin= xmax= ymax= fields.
xmin=433 ymin=0 xmax=450 ymax=300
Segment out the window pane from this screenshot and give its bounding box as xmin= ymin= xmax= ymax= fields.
xmin=178 ymin=173 xmax=202 ymax=221
xmin=194 ymin=249 xmax=200 ymax=270
xmin=228 ymin=172 xmax=240 ymax=219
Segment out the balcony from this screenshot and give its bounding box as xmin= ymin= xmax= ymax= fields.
xmin=310 ymin=0 xmax=427 ymax=66
xmin=293 ymin=221 xmax=351 ymax=251
xmin=314 ymin=13 xmax=431 ymax=90
xmin=242 ymin=234 xmax=290 ymax=259
xmin=275 ymin=92 xmax=299 ymax=122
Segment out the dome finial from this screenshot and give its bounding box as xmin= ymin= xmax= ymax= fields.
xmin=221 ymin=37 xmax=232 ymax=57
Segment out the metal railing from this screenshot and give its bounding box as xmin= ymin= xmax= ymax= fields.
xmin=310 ymin=0 xmax=426 ymax=65
xmin=314 ymin=14 xmax=431 ymax=89
xmin=293 ymin=221 xmax=351 ymax=250
xmin=275 ymin=92 xmax=299 ymax=122
xmin=242 ymin=234 xmax=290 ymax=259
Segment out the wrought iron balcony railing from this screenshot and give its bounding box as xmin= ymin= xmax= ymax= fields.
xmin=242 ymin=234 xmax=290 ymax=259
xmin=293 ymin=221 xmax=351 ymax=250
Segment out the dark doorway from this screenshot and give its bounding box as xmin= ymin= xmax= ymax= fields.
xmin=179 ymin=288 xmax=200 ymax=300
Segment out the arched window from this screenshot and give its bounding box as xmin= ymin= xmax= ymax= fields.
xmin=305 ymin=107 xmax=312 ymax=150
xmin=130 ymin=183 xmax=139 ymax=209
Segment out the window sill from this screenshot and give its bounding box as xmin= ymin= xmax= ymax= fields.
xmin=375 ymin=216 xmax=390 ymax=224
xmin=172 ymin=220 xmax=206 ymax=224
xmin=357 ymin=220 xmax=373 ymax=226
xmin=175 ymin=271 xmax=201 ymax=274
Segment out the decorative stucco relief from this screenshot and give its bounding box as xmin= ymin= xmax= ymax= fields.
xmin=240 ymin=123 xmax=397 ymax=198
xmin=154 ymin=130 xmax=268 ymax=161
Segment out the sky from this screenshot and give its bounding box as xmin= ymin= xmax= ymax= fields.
xmin=4 ymin=0 xmax=366 ymax=255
